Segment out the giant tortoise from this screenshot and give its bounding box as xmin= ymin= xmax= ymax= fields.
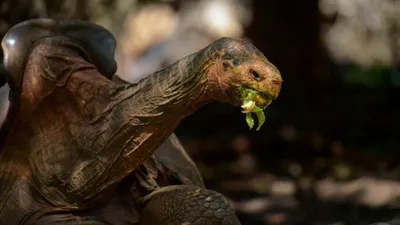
xmin=0 ymin=19 xmax=282 ymax=225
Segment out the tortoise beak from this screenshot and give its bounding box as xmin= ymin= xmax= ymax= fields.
xmin=253 ymin=92 xmax=274 ymax=109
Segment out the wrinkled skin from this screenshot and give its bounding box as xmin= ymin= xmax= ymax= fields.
xmin=0 ymin=19 xmax=282 ymax=225
xmin=111 ymin=76 xmax=205 ymax=189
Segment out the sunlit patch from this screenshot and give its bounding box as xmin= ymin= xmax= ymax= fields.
xmin=7 ymin=39 xmax=15 ymax=45
xmin=204 ymin=2 xmax=231 ymax=32
xmin=201 ymin=0 xmax=244 ymax=37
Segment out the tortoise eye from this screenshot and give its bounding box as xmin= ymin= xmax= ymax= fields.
xmin=223 ymin=62 xmax=230 ymax=69
xmin=250 ymin=69 xmax=261 ymax=81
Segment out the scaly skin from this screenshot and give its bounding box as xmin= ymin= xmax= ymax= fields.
xmin=111 ymin=75 xmax=205 ymax=188
xmin=0 ymin=19 xmax=282 ymax=224
xmin=140 ymin=186 xmax=240 ymax=225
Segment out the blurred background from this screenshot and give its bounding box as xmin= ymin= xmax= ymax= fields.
xmin=1 ymin=0 xmax=400 ymax=224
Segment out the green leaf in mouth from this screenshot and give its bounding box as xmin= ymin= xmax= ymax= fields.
xmin=240 ymin=89 xmax=270 ymax=131
xmin=243 ymin=105 xmax=266 ymax=131
xmin=245 ymin=112 xmax=255 ymax=130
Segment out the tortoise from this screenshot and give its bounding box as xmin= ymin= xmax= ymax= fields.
xmin=0 ymin=19 xmax=282 ymax=225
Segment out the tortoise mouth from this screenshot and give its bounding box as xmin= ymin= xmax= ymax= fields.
xmin=253 ymin=92 xmax=273 ymax=109
xmin=240 ymin=88 xmax=274 ymax=112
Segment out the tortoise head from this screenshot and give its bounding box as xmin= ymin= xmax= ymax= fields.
xmin=206 ymin=38 xmax=282 ymax=130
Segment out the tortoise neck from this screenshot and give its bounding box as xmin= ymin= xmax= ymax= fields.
xmin=99 ymin=51 xmax=215 ymax=184
xmin=132 ymin=50 xmax=213 ymax=117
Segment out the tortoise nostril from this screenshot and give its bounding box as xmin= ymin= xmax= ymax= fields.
xmin=271 ymin=79 xmax=282 ymax=86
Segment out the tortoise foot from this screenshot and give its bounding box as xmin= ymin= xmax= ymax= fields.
xmin=140 ymin=185 xmax=241 ymax=225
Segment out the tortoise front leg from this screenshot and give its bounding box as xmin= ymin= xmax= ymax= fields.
xmin=140 ymin=185 xmax=241 ymax=225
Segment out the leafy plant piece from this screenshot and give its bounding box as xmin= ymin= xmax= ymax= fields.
xmin=241 ymin=89 xmax=268 ymax=131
